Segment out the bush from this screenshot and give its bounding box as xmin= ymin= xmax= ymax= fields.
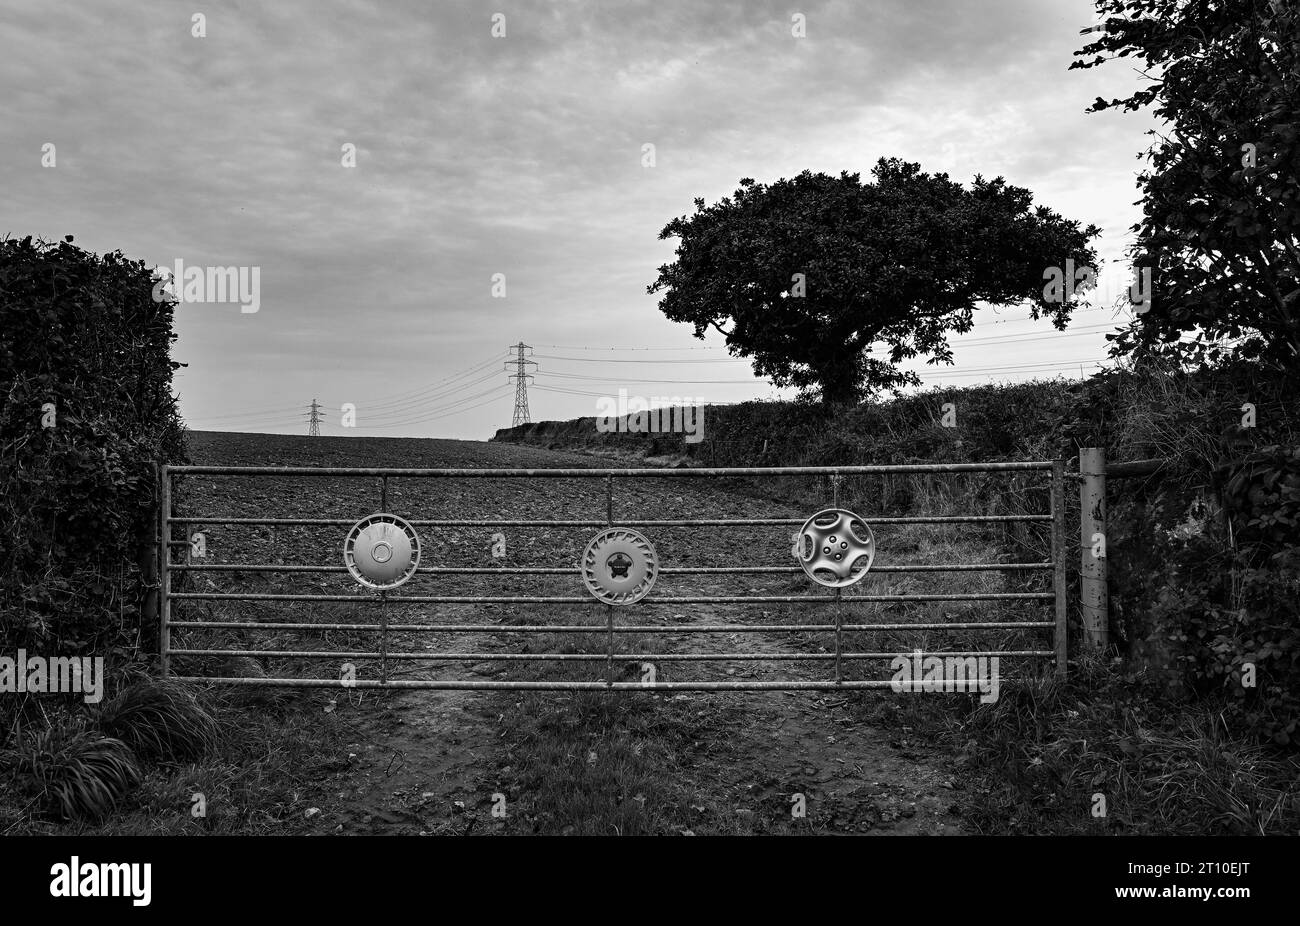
xmin=1063 ymin=364 xmax=1300 ymax=746
xmin=1148 ymin=447 xmax=1300 ymax=746
xmin=4 ymin=722 xmax=141 ymax=821
xmin=95 ymin=678 xmax=220 ymax=763
xmin=952 ymin=656 xmax=1300 ymax=834
xmin=0 ymin=234 xmax=186 ymax=656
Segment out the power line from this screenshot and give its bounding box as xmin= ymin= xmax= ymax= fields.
xmin=533 ymin=323 xmax=1125 ymax=366
xmin=535 ymin=371 xmax=768 ymax=384
xmin=186 ymin=416 xmax=308 ymax=429
xmin=532 ymin=358 xmax=1110 ymax=395
xmin=945 ymin=322 xmax=1121 ymax=348
xmin=916 ymin=360 xmax=1107 ymax=379
xmin=533 ymin=353 xmax=746 ymax=364
xmin=529 ymin=307 xmax=1132 ymax=354
xmin=188 ymin=423 xmax=306 ymax=433
xmin=534 ymin=384 xmax=622 ymax=398
xmin=186 ymin=410 xmax=310 ymax=425
xmin=532 ymin=326 xmax=1120 ymax=366
xmin=529 ymin=343 xmax=723 ymax=351
xmin=350 ymin=370 xmax=506 ymax=419
xmin=185 ymin=403 xmax=314 ymax=421
xmin=180 ymin=355 xmax=507 ymax=425
xmin=533 ymin=384 xmax=751 ymax=406
xmin=348 ymin=385 xmax=516 ymax=428
xmin=352 ymin=388 xmax=515 ymax=430
xmin=349 ymin=355 xmax=507 ymax=412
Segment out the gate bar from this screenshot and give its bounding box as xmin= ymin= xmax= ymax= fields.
xmin=170 ymin=677 xmax=1011 ymax=691
xmin=170 ymin=649 xmax=1054 ymax=661
xmin=164 ymin=515 xmax=1051 ymax=526
xmin=169 ymin=462 xmax=1054 ymax=477
xmin=168 ymin=591 xmax=1054 ymax=603
xmin=170 ymin=620 xmax=1052 ymax=632
xmin=173 ymin=562 xmax=1054 ymax=574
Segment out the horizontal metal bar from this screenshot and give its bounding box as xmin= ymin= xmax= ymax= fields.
xmin=170 ymin=677 xmax=1015 ymax=690
xmin=170 ymin=620 xmax=1052 ymax=632
xmin=173 ymin=562 xmax=1054 ymax=574
xmin=166 ymin=518 xmax=601 ymax=526
xmin=165 ymin=514 xmax=1050 ymax=526
xmin=168 ymin=462 xmax=1053 ymax=477
xmin=169 ymin=591 xmax=1055 ymax=603
xmin=170 ymin=648 xmax=1053 ymax=661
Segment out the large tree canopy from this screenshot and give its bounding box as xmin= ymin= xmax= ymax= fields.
xmin=1074 ymin=0 xmax=1300 ymax=369
xmin=648 ymin=159 xmax=1100 ymax=403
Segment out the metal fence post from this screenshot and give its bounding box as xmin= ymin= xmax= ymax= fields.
xmin=139 ymin=461 xmax=160 ymax=636
xmin=159 ymin=464 xmax=172 ymax=678
xmin=605 ymin=474 xmax=614 ymax=686
xmin=833 ymin=587 xmax=843 ymax=686
xmin=1050 ymin=460 xmax=1067 ymax=678
xmin=1079 ymin=448 xmax=1108 ymax=653
xmin=605 ymin=604 xmax=615 ymax=687
xmin=379 ymin=590 xmax=389 ymax=684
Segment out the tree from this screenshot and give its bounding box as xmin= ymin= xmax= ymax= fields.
xmin=1073 ymin=0 xmax=1300 ymax=370
xmin=647 ymin=159 xmax=1100 ymax=404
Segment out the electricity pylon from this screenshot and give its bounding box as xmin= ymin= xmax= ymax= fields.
xmin=505 ymin=342 xmax=537 ymax=428
xmin=308 ymin=398 xmax=322 ymax=436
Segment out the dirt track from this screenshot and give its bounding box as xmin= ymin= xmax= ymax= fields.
xmin=182 ymin=431 xmax=973 ymax=835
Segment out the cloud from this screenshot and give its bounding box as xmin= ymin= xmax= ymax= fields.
xmin=1 ymin=0 xmax=1154 ymax=436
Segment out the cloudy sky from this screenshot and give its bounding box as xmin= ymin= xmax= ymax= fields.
xmin=3 ymin=0 xmax=1155 ymax=438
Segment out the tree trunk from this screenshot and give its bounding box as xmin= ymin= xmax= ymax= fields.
xmin=819 ymin=371 xmax=858 ymax=406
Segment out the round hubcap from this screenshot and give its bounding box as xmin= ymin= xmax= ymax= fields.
xmin=793 ymin=508 xmax=875 ymax=588
xmin=344 ymin=513 xmax=421 ymax=590
xmin=582 ymin=528 xmax=659 ymax=605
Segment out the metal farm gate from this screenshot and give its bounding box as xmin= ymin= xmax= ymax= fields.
xmin=158 ymin=461 xmax=1068 ymax=690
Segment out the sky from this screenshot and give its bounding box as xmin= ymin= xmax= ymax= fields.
xmin=1 ymin=0 xmax=1157 ymax=439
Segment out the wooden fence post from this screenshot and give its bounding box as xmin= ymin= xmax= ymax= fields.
xmin=1079 ymin=447 xmax=1108 ymax=652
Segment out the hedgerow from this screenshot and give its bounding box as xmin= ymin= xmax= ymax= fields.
xmin=0 ymin=234 xmax=186 ymax=662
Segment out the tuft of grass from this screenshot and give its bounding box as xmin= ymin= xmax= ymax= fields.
xmin=94 ymin=678 xmax=220 ymax=763
xmin=923 ymin=655 xmax=1300 ymax=834
xmin=5 ymin=722 xmax=141 ymax=822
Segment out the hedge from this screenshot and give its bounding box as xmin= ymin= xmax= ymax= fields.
xmin=1 ymin=235 xmax=186 ymax=660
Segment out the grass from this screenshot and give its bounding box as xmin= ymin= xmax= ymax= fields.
xmin=853 ymin=655 xmax=1300 ymax=834
xmin=0 ymin=680 xmax=348 ymax=835
xmin=496 ymin=689 xmax=743 ymax=835
xmin=485 ymin=616 xmax=755 ymax=835
xmin=4 ymin=722 xmax=141 ymax=822
xmin=94 ymin=677 xmax=220 ymax=763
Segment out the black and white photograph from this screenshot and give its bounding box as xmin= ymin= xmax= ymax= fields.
xmin=0 ymin=0 xmax=1293 ymax=910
